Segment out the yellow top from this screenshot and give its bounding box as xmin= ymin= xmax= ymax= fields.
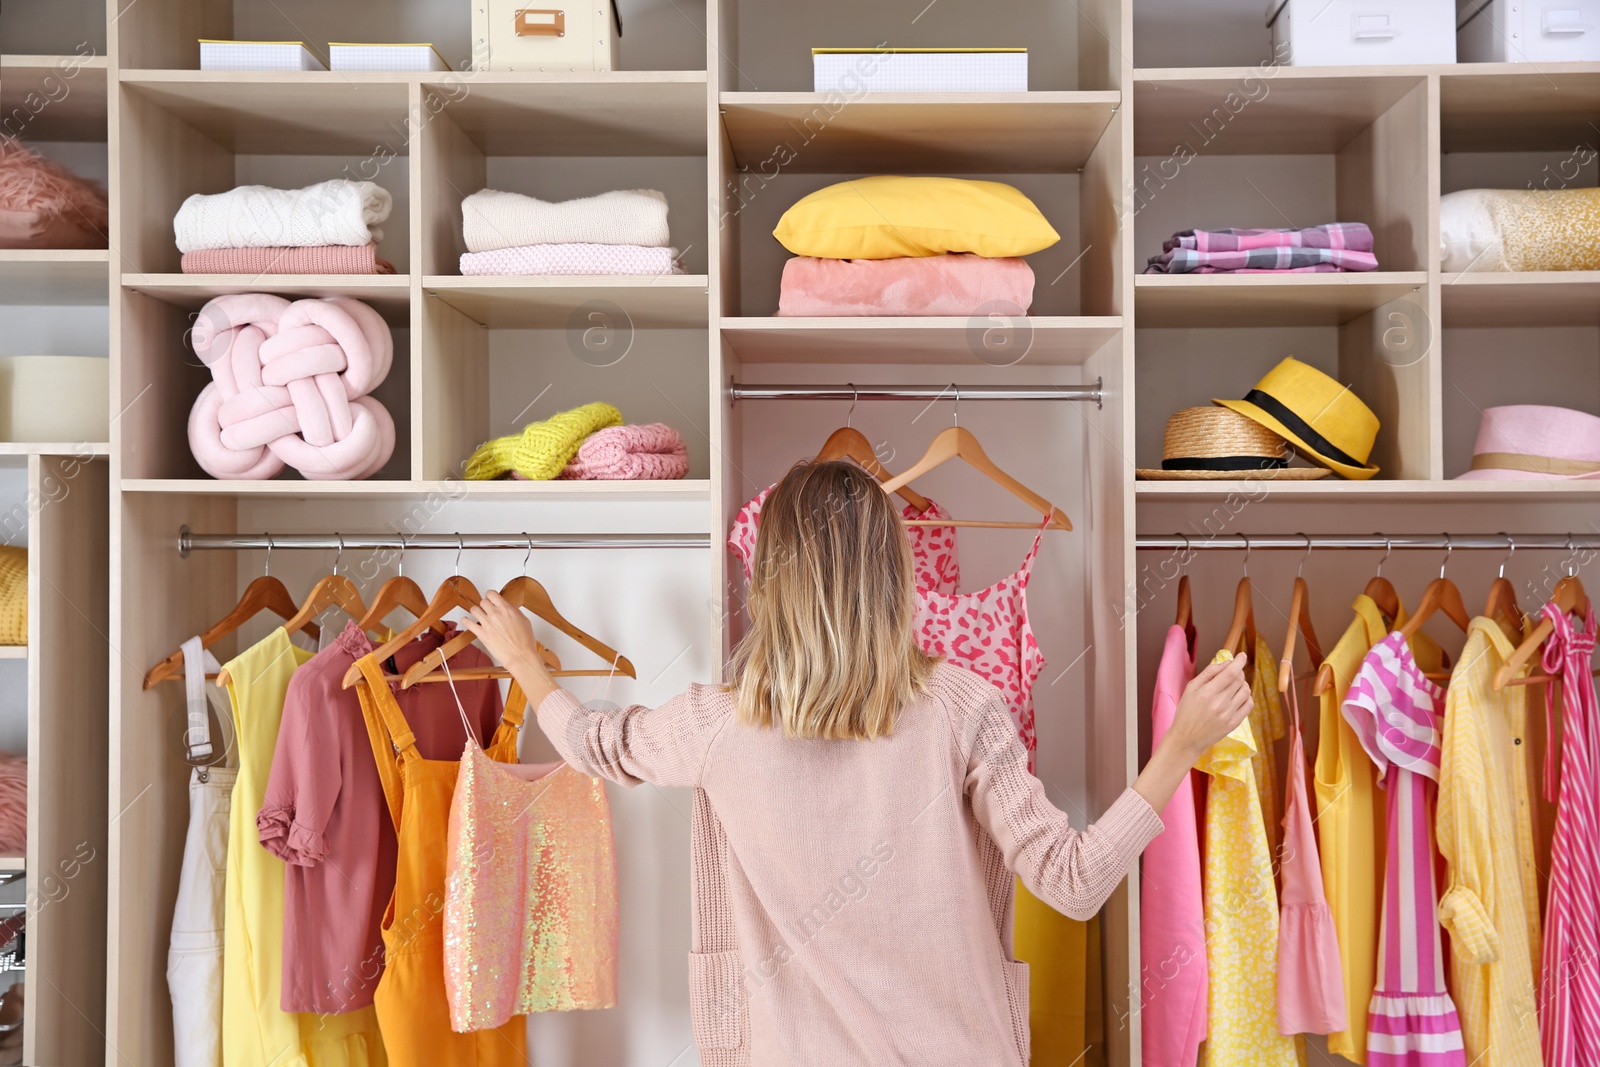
xmin=1198 ymin=647 xmax=1304 ymax=1067
xmin=1436 ymin=617 xmax=1543 ymax=1067
xmin=1313 ymin=595 xmax=1440 ymax=1063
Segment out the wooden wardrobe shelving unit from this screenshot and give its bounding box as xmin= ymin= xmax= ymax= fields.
xmin=0 ymin=0 xmax=1577 ymax=1062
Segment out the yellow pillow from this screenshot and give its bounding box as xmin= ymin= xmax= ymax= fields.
xmin=0 ymin=547 xmax=25 ymax=646
xmin=772 ymin=176 xmax=1061 ymax=260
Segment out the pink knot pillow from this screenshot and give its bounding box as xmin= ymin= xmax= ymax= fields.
xmin=187 ymin=294 xmax=396 ymax=480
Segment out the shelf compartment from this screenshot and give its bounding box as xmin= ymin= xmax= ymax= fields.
xmin=122 ymin=275 xmax=411 ymax=324
xmin=720 ymin=92 xmax=1121 ymax=173
xmin=122 ymin=478 xmax=712 ymax=504
xmin=722 ymin=316 xmax=1122 ymax=365
xmin=0 ymin=54 xmax=107 ymax=142
xmin=1132 ymin=69 xmax=1425 ymax=155
xmin=422 ymin=73 xmax=707 ymax=157
xmin=0 ymin=250 xmax=109 ymax=305
xmin=119 ymin=71 xmax=413 ymax=154
xmin=424 ymin=276 xmax=709 ymax=329
xmin=1439 ymin=66 xmax=1600 ymax=153
xmin=1135 ymin=272 xmax=1427 ymax=327
xmin=1441 ymin=273 xmax=1600 ymax=328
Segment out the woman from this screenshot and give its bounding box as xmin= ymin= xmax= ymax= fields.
xmin=464 ymin=459 xmax=1251 ymax=1067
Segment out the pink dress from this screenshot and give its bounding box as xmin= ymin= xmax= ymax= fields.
xmin=1539 ymin=598 xmax=1600 ymax=1066
xmin=1277 ymin=679 xmax=1346 ymax=1036
xmin=1343 ymin=633 xmax=1466 ymax=1066
xmin=1140 ymin=623 xmax=1208 ymax=1067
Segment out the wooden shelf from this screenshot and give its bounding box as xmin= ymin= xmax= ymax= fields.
xmin=425 ymin=72 xmax=707 ymax=156
xmin=122 ymin=478 xmax=712 ymax=503
xmin=720 ymin=92 xmax=1120 ymax=172
xmin=1132 ymin=68 xmax=1423 ymax=154
xmin=0 ymin=55 xmax=107 ymax=142
xmin=0 ymin=857 xmax=23 ymax=872
xmin=122 ymin=275 xmax=411 ymax=323
xmin=722 ymin=316 xmax=1123 ymax=365
xmin=424 ymin=276 xmax=709 ymax=328
xmin=1439 ymin=65 xmax=1600 ymax=152
xmin=0 ymin=250 xmax=110 ymax=305
xmin=0 ymin=443 xmax=109 ymax=458
xmin=119 ymin=71 xmax=412 ymax=153
xmin=1136 ymin=479 xmax=1600 ymax=502
xmin=0 ymin=648 xmax=26 ymax=660
xmin=1135 ymin=272 xmax=1427 ymax=327
xmin=1441 ymin=272 xmax=1600 ymax=327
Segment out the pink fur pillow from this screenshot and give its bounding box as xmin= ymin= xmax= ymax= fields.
xmin=0 ymin=140 xmax=108 ymax=250
xmin=0 ymin=754 xmax=26 ymax=854
xmin=777 ymin=253 xmax=1034 ymax=317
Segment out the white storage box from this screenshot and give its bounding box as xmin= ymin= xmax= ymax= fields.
xmin=0 ymin=357 xmax=109 ymax=444
xmin=812 ymin=48 xmax=1028 ymax=92
xmin=329 ymin=43 xmax=451 ymax=72
xmin=199 ymin=40 xmax=327 ymax=71
xmin=1458 ymin=0 xmax=1600 ymax=61
xmin=472 ymin=1 xmax=621 ymax=71
xmin=1267 ymin=0 xmax=1456 ymax=64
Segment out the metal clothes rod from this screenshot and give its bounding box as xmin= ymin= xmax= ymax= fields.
xmin=1137 ymin=534 xmax=1600 ymax=551
xmin=728 ymin=380 xmax=1103 ymax=407
xmin=178 ymin=528 xmax=710 ymax=557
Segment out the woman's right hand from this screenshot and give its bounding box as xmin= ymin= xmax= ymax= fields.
xmin=1166 ymin=655 xmax=1254 ymax=762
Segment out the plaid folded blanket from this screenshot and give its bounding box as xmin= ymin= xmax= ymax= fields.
xmin=1163 ymin=222 xmax=1374 ymax=254
xmin=1145 ymin=246 xmax=1379 ymax=273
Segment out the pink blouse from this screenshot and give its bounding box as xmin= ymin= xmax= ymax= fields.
xmin=257 ymin=621 xmax=504 ymax=1014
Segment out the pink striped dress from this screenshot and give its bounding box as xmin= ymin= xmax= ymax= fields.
xmin=1343 ymin=632 xmax=1466 ymax=1067
xmin=1539 ymin=598 xmax=1600 ymax=1066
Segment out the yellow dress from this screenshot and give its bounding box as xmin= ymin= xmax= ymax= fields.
xmin=1436 ymin=617 xmax=1543 ymax=1067
xmin=1014 ymin=880 xmax=1092 ymax=1064
xmin=1198 ymin=648 xmax=1303 ymax=1067
xmin=221 ymin=628 xmax=387 ymax=1067
xmin=1313 ymin=596 xmax=1440 ymax=1063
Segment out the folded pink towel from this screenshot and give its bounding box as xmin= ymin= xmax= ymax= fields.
xmin=460 ymin=243 xmax=682 ymax=276
xmin=777 ymin=253 xmax=1034 ymax=317
xmin=187 ymin=293 xmax=396 ymax=480
xmin=558 ymin=423 xmax=688 ymax=480
xmin=181 ymin=244 xmax=396 ymax=275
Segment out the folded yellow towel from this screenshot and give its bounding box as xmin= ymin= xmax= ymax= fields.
xmin=465 ymin=402 xmax=623 ymax=481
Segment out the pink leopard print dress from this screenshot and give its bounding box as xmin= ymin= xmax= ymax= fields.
xmin=729 ymin=487 xmax=1045 ymax=768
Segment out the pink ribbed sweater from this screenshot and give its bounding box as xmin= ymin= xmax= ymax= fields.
xmin=537 ymin=662 xmax=1163 ymax=1067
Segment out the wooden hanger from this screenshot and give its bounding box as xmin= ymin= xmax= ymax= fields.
xmin=1495 ymin=557 xmax=1588 ymax=689
xmin=341 ymin=559 xmax=484 ymax=689
xmin=353 ymin=537 xmax=442 ymax=636
xmin=1175 ymin=574 xmax=1193 ymax=631
xmin=814 ymin=391 xmax=931 ymax=512
xmin=879 ymin=421 xmax=1072 ymax=531
xmin=1484 ymin=535 xmax=1523 ymax=640
xmin=1315 ymin=536 xmax=1399 ymax=695
xmin=1220 ymin=541 xmax=1257 ymax=683
xmin=1278 ymin=540 xmax=1324 ymax=694
xmin=219 ymin=537 xmax=368 ymax=689
xmin=402 ymin=564 xmax=636 ymax=688
xmin=143 ymin=568 xmax=317 ymax=688
xmin=1399 ymin=540 xmax=1472 ymax=650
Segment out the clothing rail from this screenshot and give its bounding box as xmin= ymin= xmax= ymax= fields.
xmin=178 ymin=527 xmax=711 ymax=557
xmin=727 ymin=380 xmax=1104 ymax=408
xmin=1137 ymin=533 xmax=1600 ymax=551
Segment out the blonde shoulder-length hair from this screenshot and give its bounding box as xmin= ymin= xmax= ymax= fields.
xmin=729 ymin=460 xmax=936 ymax=740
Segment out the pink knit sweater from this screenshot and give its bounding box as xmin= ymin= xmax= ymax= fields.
xmin=537 ymin=663 xmax=1163 ymax=1066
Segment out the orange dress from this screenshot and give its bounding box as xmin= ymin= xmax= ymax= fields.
xmin=354 ymin=653 xmax=527 ymax=1065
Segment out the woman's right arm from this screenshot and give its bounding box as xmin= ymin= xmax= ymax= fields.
xmin=965 ymin=656 xmax=1252 ymax=920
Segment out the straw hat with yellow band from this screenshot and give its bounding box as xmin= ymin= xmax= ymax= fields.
xmin=1214 ymin=357 xmax=1380 ymax=480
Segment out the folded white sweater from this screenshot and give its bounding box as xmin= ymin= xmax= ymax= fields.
xmin=461 ymin=188 xmax=670 ymax=253
xmin=174 ymin=180 xmax=392 ymax=253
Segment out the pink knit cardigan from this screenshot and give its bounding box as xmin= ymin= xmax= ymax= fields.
xmin=537 ymin=663 xmax=1163 ymax=1067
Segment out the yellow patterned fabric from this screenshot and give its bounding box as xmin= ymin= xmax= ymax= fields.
xmin=1198 ymin=648 xmax=1304 ymax=1067
xmin=1444 ymin=187 xmax=1600 ymax=272
xmin=1313 ymin=595 xmax=1440 ymax=1064
xmin=1436 ymin=618 xmax=1543 ymax=1067
xmin=464 ymin=401 xmax=622 ymax=481
xmin=0 ymin=546 xmax=25 ymax=645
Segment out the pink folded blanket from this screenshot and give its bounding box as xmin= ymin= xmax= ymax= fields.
xmin=558 ymin=423 xmax=688 ymax=480
xmin=181 ymin=244 xmax=396 ymax=275
xmin=777 ymin=253 xmax=1034 ymax=317
xmin=460 ymin=244 xmax=682 ymax=276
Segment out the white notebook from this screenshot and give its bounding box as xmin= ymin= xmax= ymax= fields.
xmin=329 ymin=43 xmax=451 ymax=72
xmin=199 ymin=40 xmax=327 ymax=72
xmin=813 ymin=49 xmax=1028 ymax=92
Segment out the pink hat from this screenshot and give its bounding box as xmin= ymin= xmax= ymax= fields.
xmin=1456 ymin=404 xmax=1600 ymax=480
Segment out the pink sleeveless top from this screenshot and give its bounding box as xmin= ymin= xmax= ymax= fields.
xmin=729 ymin=493 xmax=1045 ymax=766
